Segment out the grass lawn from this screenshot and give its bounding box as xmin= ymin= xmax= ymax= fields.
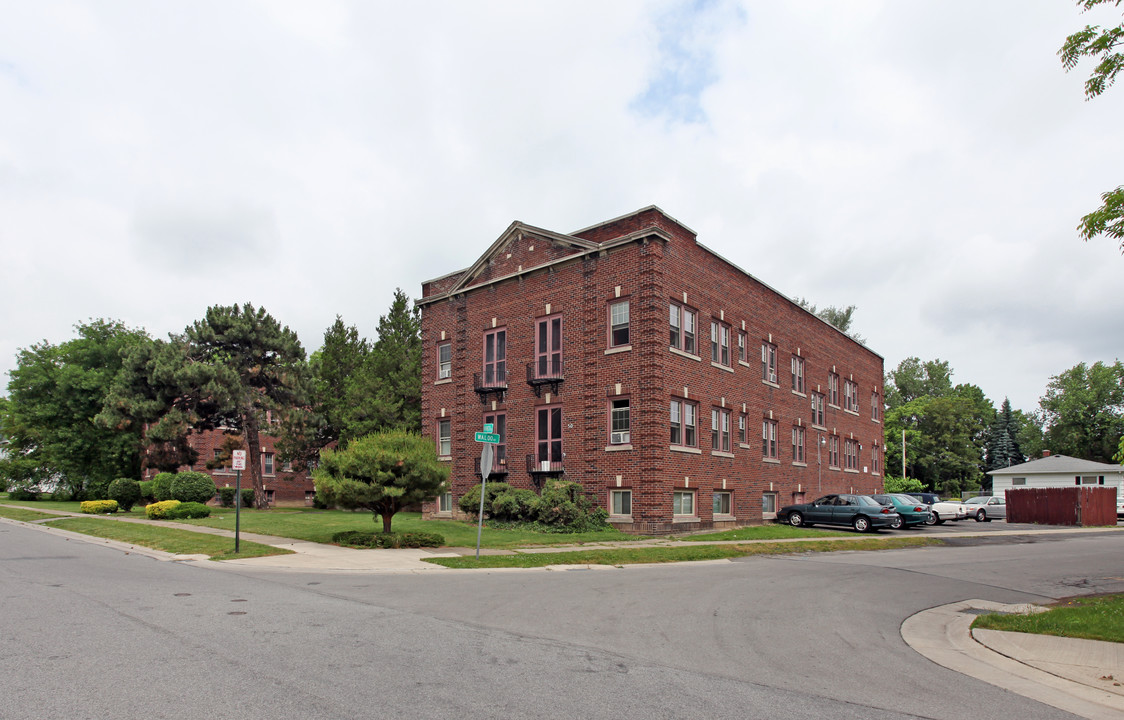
xmin=972 ymin=593 xmax=1124 ymax=644
xmin=679 ymin=524 xmax=852 ymax=541
xmin=427 ymin=536 xmax=943 ymax=569
xmin=44 ymin=517 xmax=292 ymax=561
xmin=0 ymin=505 xmax=60 ymax=522
xmin=178 ymin=508 xmax=638 ymax=548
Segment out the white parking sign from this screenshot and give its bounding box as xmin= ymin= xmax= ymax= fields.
xmin=231 ymin=450 xmax=247 ymax=470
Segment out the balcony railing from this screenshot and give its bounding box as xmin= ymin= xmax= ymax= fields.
xmin=526 ymin=359 xmax=564 ymax=396
xmin=472 ymin=369 xmax=507 ymax=404
xmin=474 ymin=455 xmax=509 ymax=477
xmin=526 ymin=454 xmax=564 ymax=476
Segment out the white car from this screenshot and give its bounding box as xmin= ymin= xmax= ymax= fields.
xmin=965 ymin=495 xmax=1006 ymax=522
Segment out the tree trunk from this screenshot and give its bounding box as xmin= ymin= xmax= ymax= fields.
xmin=379 ymin=503 xmax=394 ymax=534
xmin=245 ymin=412 xmax=266 ymax=509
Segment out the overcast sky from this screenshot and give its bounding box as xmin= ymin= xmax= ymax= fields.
xmin=2 ymin=0 xmax=1122 ymax=415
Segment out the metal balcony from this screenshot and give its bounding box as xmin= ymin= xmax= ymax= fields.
xmin=474 ymin=455 xmax=509 ymax=477
xmin=472 ymin=369 xmax=507 ymax=404
xmin=526 ymin=359 xmax=564 ymax=397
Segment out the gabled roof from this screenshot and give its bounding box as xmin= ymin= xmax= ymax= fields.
xmin=988 ymin=454 xmax=1124 ymax=476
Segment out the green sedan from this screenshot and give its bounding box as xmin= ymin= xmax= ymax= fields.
xmin=871 ymin=494 xmax=933 ymax=529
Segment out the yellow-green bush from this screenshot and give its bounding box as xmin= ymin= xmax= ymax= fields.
xmin=80 ymin=500 xmax=119 ymax=514
xmin=145 ymin=500 xmax=181 ymax=519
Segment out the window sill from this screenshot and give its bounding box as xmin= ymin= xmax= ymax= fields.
xmin=711 ymin=450 xmax=735 ymax=458
xmin=792 ymin=461 xmax=807 ymax=467
xmin=738 ymin=360 xmax=752 ymax=369
xmin=791 ymin=390 xmax=806 ymax=398
xmin=669 ymin=347 xmax=701 ymax=361
xmin=609 ymin=515 xmax=633 ymax=522
xmin=605 ymin=345 xmax=632 ymax=355
xmin=435 ymin=511 xmax=452 ymax=518
xmin=713 ymin=514 xmax=736 ymax=522
xmin=711 ymin=362 xmax=734 ymax=373
xmin=812 ymin=424 xmax=827 ymax=431
xmin=844 ymin=409 xmax=859 ymax=417
xmin=828 ymin=403 xmax=840 ymax=410
xmin=844 ymin=468 xmax=859 ymax=474
xmin=438 ymin=456 xmax=452 ymax=462
xmin=670 ymin=445 xmax=701 ymax=455
xmin=604 ymin=444 xmax=633 ymax=452
xmin=762 ymin=457 xmax=781 ymax=464
xmin=738 ymin=442 xmax=752 ymax=450
xmin=871 ymin=419 xmax=881 ymax=424
xmin=829 ymin=465 xmax=841 ymax=471
xmin=672 ymin=516 xmax=700 ymax=523
xmin=433 ymin=378 xmax=453 ymax=385
xmin=762 ymin=379 xmax=780 ymax=389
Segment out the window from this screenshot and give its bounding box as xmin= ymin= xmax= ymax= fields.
xmin=610 ymin=399 xmax=630 ymax=445
xmin=872 ymin=443 xmax=881 ymax=474
xmin=262 ymin=452 xmax=275 ymax=475
xmin=791 ymin=355 xmax=805 ymax=393
xmin=1012 ymin=477 xmax=1026 ymax=486
xmin=811 ymin=392 xmax=826 ymax=427
xmin=437 ymin=418 xmax=451 ymax=457
xmin=670 ymin=399 xmax=698 ymax=447
xmin=844 ymin=439 xmax=858 ymax=470
xmin=738 ymin=413 xmax=747 ymax=445
xmin=437 ymin=342 xmax=452 ymax=380
xmin=762 ymin=343 xmax=778 ymax=383
xmin=282 ymin=460 xmax=293 ymax=473
xmin=483 ymin=411 xmax=506 ymax=465
xmin=265 ymin=489 xmax=275 ymax=504
xmin=535 ymin=406 xmax=564 ymax=465
xmin=711 ymin=322 xmax=730 ymax=366
xmin=738 ymin=331 xmax=747 ymax=363
xmin=1077 ymin=475 xmax=1102 ymax=485
xmin=438 ymin=492 xmax=453 ymax=513
xmin=762 ymin=419 xmax=778 ymax=459
xmin=713 ymin=491 xmax=731 ymax=516
xmin=828 ymin=372 xmax=840 ymax=406
xmin=535 ymin=315 xmax=563 ymax=378
xmin=673 ymin=490 xmax=696 ymax=516
xmin=483 ymin=328 xmax=506 ymax=386
xmin=871 ymin=391 xmax=882 ymax=422
xmin=792 ymin=426 xmax=805 ymax=463
xmin=609 ymin=300 xmax=630 ymax=347
xmin=844 ymin=379 xmax=857 ymax=412
xmin=711 ymin=408 xmax=730 ymax=452
xmin=828 ymin=435 xmax=840 ymax=467
xmin=611 ymin=490 xmax=632 ymax=516
xmin=670 ymin=302 xmax=697 ymax=354
xmin=213 ymin=449 xmax=228 ymax=473
xmin=762 ymin=492 xmax=778 ymax=519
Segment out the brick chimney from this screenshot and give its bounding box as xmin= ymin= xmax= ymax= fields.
xmin=1042 ymin=450 xmax=1051 ymax=457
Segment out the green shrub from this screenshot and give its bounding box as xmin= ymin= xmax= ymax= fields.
xmin=170 ymin=472 xmax=216 ymax=504
xmin=152 ymin=473 xmax=175 ymax=502
xmin=107 ymin=478 xmax=142 ymax=512
xmin=80 ymin=499 xmax=118 ymax=514
xmin=241 ymin=488 xmax=254 ymax=507
xmin=217 ymin=487 xmax=255 ymax=508
xmin=535 ymin=479 xmax=610 ymax=532
xmin=8 ymin=487 xmax=41 ymax=501
xmin=331 ymin=530 xmax=445 ymax=548
xmin=458 ymin=482 xmax=512 ymax=517
xmin=138 ymin=480 xmax=155 ymax=502
xmin=165 ymin=501 xmax=211 ymax=519
xmin=50 ymin=488 xmax=73 ymax=502
xmin=145 ymin=500 xmax=181 ymax=519
xmin=83 ymin=477 xmax=113 ymax=501
xmin=490 ymin=488 xmax=540 ymax=522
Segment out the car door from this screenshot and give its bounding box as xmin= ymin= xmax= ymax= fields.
xmin=806 ymin=496 xmax=837 ymax=524
xmin=989 ymin=496 xmax=1006 ymax=519
xmin=830 ymin=495 xmax=856 ymax=525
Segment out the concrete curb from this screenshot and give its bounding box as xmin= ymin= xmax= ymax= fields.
xmin=901 ymin=600 xmax=1124 ymax=720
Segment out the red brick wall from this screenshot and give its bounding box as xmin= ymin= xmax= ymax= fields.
xmin=420 ymin=208 xmax=884 ymax=533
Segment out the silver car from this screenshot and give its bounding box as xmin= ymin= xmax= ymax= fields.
xmin=965 ymin=495 xmax=1006 ymax=522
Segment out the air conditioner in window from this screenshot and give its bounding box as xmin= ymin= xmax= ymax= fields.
xmin=611 ymin=431 xmax=630 ymax=444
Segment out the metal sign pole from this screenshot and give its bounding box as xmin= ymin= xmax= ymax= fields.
xmin=234 ymin=468 xmax=241 ymax=554
xmin=475 ymin=442 xmax=494 ymax=559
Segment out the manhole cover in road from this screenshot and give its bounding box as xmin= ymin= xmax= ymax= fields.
xmin=174 ymin=593 xmax=191 ymax=597
xmin=228 ymin=611 xmax=247 ymax=616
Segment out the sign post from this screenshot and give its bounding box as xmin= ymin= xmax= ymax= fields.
xmin=474 ymin=431 xmax=498 ymax=559
xmin=231 ymin=450 xmax=247 ymax=554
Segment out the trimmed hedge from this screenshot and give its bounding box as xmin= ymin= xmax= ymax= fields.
xmin=145 ymin=500 xmax=181 ymax=519
xmin=152 ymin=473 xmax=176 ymax=502
xmin=457 ymin=482 xmax=512 ymax=517
xmin=331 ymin=530 xmax=445 ymax=548
xmin=170 ymin=472 xmax=216 ymax=504
xmin=107 ymin=478 xmax=142 ymax=512
xmin=80 ymin=499 xmax=119 ymax=514
xmin=217 ymin=487 xmax=255 ymax=508
xmin=166 ymin=501 xmax=211 ymax=519
xmin=138 ymin=480 xmax=155 ymax=502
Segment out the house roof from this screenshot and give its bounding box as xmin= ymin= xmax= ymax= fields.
xmin=988 ymin=454 xmax=1124 ymax=476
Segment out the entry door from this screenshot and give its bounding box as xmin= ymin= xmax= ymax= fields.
xmin=536 ymin=406 xmax=563 ymax=466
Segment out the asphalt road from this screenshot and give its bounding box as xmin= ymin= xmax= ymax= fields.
xmin=3 ymin=521 xmax=1121 ymax=720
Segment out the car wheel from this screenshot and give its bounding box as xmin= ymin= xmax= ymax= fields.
xmin=925 ymin=512 xmax=938 ymax=526
xmin=853 ymin=515 xmax=871 ymax=533
xmin=889 ymin=515 xmax=903 ymax=530
xmin=976 ymin=509 xmax=987 ymax=522
xmin=788 ymin=512 xmax=804 ymax=527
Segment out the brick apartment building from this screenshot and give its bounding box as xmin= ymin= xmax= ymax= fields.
xmin=418 ymin=206 xmax=885 ymax=533
xmin=142 ymin=428 xmax=317 ymax=506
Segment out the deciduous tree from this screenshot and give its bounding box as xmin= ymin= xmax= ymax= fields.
xmin=1038 ymin=360 xmax=1124 ymax=463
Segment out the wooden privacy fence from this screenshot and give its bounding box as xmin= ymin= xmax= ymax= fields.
xmin=1005 ymin=487 xmax=1116 ymax=526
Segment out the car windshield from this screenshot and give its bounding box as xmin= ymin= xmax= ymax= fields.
xmin=965 ymin=497 xmax=988 ymax=505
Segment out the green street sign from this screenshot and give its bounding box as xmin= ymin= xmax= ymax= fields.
xmin=474 ymin=432 xmax=501 ymax=444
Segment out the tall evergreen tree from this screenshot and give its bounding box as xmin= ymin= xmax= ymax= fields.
xmin=986 ymin=397 xmax=1025 ymax=472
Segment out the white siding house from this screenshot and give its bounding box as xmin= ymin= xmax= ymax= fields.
xmin=989 ymin=453 xmax=1124 ymax=514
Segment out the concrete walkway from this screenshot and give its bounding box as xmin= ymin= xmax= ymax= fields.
xmin=4 ymin=504 xmax=1123 ymax=717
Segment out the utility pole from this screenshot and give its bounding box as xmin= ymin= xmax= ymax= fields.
xmin=901 ymin=428 xmax=906 ymax=480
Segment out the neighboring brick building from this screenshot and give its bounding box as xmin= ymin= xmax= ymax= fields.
xmin=418 ymin=206 xmax=885 ymax=534
xmin=142 ymin=428 xmax=317 ymax=507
